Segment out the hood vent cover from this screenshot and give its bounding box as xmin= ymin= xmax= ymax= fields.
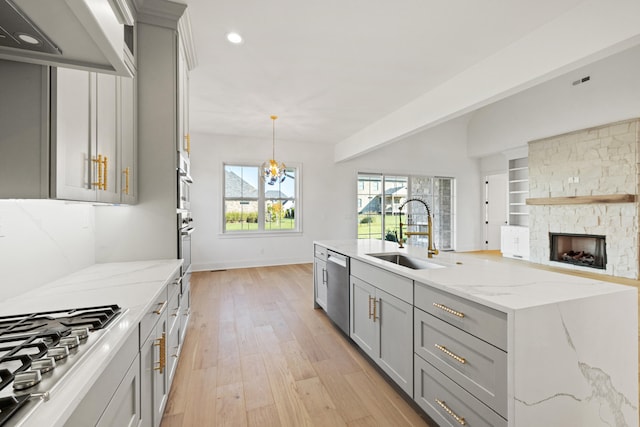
xmin=0 ymin=0 xmax=60 ymax=55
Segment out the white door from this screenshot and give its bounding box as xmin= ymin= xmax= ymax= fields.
xmin=484 ymin=174 xmax=508 ymax=250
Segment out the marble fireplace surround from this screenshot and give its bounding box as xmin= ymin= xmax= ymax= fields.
xmin=527 ymin=118 xmax=640 ymax=279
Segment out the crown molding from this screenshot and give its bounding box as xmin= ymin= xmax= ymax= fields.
xmin=133 ymin=0 xmax=186 ymax=30
xmin=178 ymin=11 xmax=197 ymax=70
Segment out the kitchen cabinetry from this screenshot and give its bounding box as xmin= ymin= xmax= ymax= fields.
xmin=501 ymin=225 xmax=530 ymax=259
xmin=413 ymin=282 xmax=507 ymax=426
xmin=0 ymin=60 xmax=137 ymax=203
xmin=63 ymin=328 xmax=141 ymax=427
xmin=119 ymin=73 xmax=137 ymax=204
xmin=177 ymin=37 xmax=191 ymax=158
xmin=140 ymin=276 xmax=175 ymax=427
xmin=349 ymin=259 xmax=413 ymax=396
xmin=313 ymin=244 xmax=328 ymax=310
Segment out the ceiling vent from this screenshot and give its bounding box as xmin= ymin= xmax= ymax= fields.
xmin=572 ymin=75 xmax=591 ymax=86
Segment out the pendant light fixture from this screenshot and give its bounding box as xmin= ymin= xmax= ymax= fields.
xmin=261 ymin=115 xmax=286 ymax=185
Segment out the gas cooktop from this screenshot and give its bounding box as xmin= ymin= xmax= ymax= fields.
xmin=0 ymin=305 xmax=122 ymax=426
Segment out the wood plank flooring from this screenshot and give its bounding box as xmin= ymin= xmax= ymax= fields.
xmin=160 ymin=264 xmax=434 ymax=427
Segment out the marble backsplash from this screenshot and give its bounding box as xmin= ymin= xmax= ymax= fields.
xmin=0 ymin=200 xmax=95 ymax=301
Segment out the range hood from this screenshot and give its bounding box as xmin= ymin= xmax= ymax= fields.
xmin=0 ymin=0 xmax=134 ymax=76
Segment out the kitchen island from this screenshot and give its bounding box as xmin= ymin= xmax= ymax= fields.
xmin=314 ymin=239 xmax=638 ymax=427
xmin=0 ymin=259 xmax=185 ymax=427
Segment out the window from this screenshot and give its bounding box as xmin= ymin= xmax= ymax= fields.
xmin=224 ymin=164 xmax=299 ymax=233
xmin=357 ymin=173 xmax=455 ymax=250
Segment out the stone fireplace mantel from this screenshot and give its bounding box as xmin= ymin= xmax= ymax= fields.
xmin=527 ymin=118 xmax=640 ymax=279
xmin=526 ymin=194 xmax=636 ymax=205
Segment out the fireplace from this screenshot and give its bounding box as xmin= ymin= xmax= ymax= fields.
xmin=549 ymin=233 xmax=606 ymax=270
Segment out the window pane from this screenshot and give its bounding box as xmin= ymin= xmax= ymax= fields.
xmin=384 ymin=175 xmax=407 ymax=242
xmin=357 ymin=174 xmax=383 ymax=239
xmin=225 ymin=165 xmax=259 ymax=198
xmin=264 ymin=200 xmax=295 ymax=230
xmin=264 ymin=167 xmax=295 ymax=200
xmin=224 ymin=200 xmax=258 ymax=231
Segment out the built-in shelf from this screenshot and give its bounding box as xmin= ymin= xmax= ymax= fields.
xmin=508 ymin=157 xmax=529 ymax=227
xmin=526 ymin=194 xmax=636 ymax=205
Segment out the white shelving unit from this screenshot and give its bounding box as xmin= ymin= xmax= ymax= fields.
xmin=502 ymin=157 xmax=530 ymax=260
xmin=507 ymin=157 xmax=529 ymax=227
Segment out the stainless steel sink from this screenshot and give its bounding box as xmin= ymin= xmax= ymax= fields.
xmin=366 ymin=252 xmax=445 ymax=270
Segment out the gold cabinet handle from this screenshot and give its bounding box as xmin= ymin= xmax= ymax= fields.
xmin=122 ymin=167 xmax=130 ymax=194
xmin=368 ymin=295 xmax=373 ymax=319
xmin=92 ymin=155 xmax=103 ymax=189
xmin=185 ymin=133 xmax=191 ymax=154
xmin=372 ymin=298 xmax=379 ymax=322
xmin=91 ymin=155 xmax=108 ymax=190
xmin=153 ymin=301 xmax=167 ymax=315
xmin=435 ymin=399 xmax=466 ymax=425
xmin=153 ymin=332 xmax=166 ymax=373
xmin=435 ymin=344 xmax=466 ymax=364
xmin=102 ymin=155 xmax=108 ymax=191
xmin=433 ymin=302 xmax=465 ymax=318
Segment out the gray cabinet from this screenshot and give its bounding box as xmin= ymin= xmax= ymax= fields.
xmin=140 ymin=283 xmax=171 ymax=427
xmin=0 ymin=60 xmax=136 ymax=203
xmin=414 ymin=355 xmax=507 ymax=427
xmin=350 ymin=263 xmax=413 ymax=396
xmin=177 ymin=37 xmax=191 ymax=158
xmin=119 ymin=73 xmax=137 ymax=204
xmin=414 ymin=282 xmax=508 ymax=424
xmin=313 ymin=245 xmax=328 ymax=310
xmin=63 ymin=329 xmax=140 ymax=427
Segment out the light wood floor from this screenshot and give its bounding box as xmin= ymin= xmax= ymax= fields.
xmin=160 ymin=264 xmax=434 ymax=427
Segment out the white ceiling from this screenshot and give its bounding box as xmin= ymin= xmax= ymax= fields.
xmin=182 ymin=0 xmax=640 ymax=157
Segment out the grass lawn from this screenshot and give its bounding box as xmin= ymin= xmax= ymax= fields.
xmin=357 ymin=214 xmax=401 ymax=239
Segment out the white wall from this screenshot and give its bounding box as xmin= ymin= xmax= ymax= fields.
xmin=468 ymin=44 xmax=640 ymax=158
xmin=190 ymin=116 xmax=481 ymax=271
xmin=0 ymin=200 xmax=95 ymax=300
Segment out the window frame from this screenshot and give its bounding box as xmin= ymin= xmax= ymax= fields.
xmin=222 ymin=162 xmax=302 ymax=237
xmin=356 ymin=172 xmax=455 ymax=250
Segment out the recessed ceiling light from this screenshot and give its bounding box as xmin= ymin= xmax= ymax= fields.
xmin=226 ymin=32 xmax=243 ymax=44
xmin=16 ymin=33 xmax=41 ymax=45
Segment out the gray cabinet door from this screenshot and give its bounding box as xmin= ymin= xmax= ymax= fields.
xmin=119 ymin=75 xmax=137 ymax=203
xmin=314 ymin=258 xmax=327 ymax=310
xmin=52 ymin=67 xmax=96 ymax=201
xmin=377 ymin=288 xmax=413 ymax=396
xmin=141 ymin=313 xmax=169 ymax=427
xmin=350 ymin=277 xmax=377 ymax=359
xmin=95 ymin=73 xmax=120 ymax=203
xmin=96 ymin=354 xmax=142 ymax=427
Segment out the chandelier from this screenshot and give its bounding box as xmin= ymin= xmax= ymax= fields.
xmin=261 ymin=115 xmax=286 ymax=185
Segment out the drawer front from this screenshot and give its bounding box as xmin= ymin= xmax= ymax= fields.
xmin=415 ymin=282 xmax=507 ymax=351
xmin=415 ymin=308 xmax=507 ymax=417
xmin=139 ymin=285 xmax=168 ymax=347
xmin=314 ymin=244 xmax=328 ymax=260
xmin=414 ymin=354 xmax=507 ymax=427
xmin=351 ymin=258 xmax=413 ymax=304
xmin=168 ymin=285 xmax=181 ymax=335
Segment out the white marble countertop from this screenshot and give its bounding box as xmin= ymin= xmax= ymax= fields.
xmin=1 ymin=259 xmax=182 ymax=427
xmin=315 ymin=239 xmax=636 ymax=312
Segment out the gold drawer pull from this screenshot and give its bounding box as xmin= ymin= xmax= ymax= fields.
xmin=435 ymin=344 xmax=466 ymax=364
xmin=368 ymin=295 xmax=373 ymax=319
xmin=433 ymin=302 xmax=465 ymax=318
xmin=435 ymin=399 xmax=466 ymax=425
xmin=153 ymin=300 xmax=167 ymax=315
xmin=153 ymin=332 xmax=166 ymax=374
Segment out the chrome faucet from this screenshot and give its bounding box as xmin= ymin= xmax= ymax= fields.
xmin=398 ymin=198 xmax=439 ymax=258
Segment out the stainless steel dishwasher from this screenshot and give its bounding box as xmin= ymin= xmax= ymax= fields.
xmin=326 ymin=250 xmax=350 ymax=335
